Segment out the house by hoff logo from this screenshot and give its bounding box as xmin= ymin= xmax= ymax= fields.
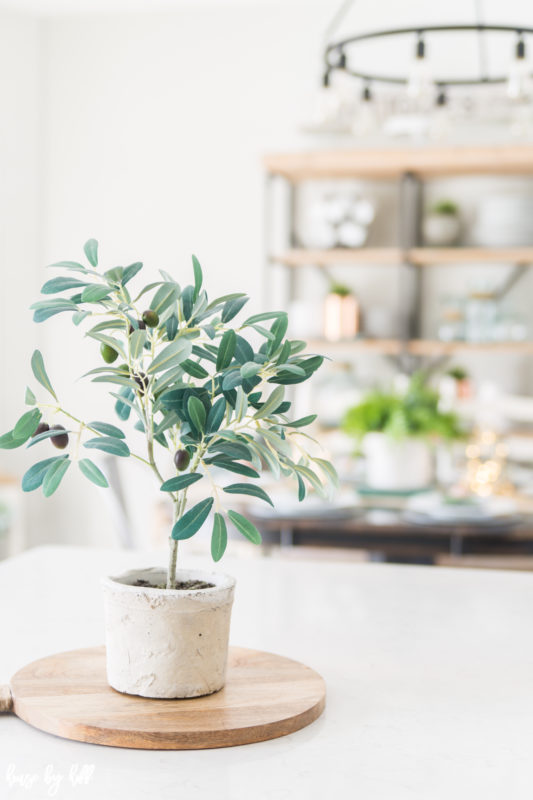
xmin=5 ymin=763 xmax=95 ymax=796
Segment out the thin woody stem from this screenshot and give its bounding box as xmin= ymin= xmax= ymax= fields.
xmin=166 ymin=445 xmax=205 ymax=589
xmin=167 ymin=501 xmax=180 ymax=591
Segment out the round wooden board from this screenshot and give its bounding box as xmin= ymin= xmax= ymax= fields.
xmin=9 ymin=646 xmax=326 ymax=750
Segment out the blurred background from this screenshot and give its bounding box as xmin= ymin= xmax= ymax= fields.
xmin=4 ymin=0 xmax=533 ymax=570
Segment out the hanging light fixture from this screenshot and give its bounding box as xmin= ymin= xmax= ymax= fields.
xmin=323 ymin=24 xmax=533 ymax=97
xmin=310 ymin=0 xmax=533 ymax=136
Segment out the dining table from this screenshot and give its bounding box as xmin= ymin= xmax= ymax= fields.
xmin=0 ymin=544 xmax=532 ymax=799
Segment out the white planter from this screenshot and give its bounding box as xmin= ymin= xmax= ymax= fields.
xmin=422 ymin=213 xmax=460 ymax=246
xmin=102 ymin=567 xmax=236 ymax=699
xmin=362 ymin=433 xmax=433 ymax=491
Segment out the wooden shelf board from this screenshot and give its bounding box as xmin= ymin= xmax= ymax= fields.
xmin=307 ymin=339 xmax=403 ymax=355
xmin=308 ymin=339 xmax=533 ymax=355
xmin=264 ymin=145 xmax=533 ymax=181
xmin=409 ymin=340 xmax=533 ymax=355
xmin=409 ymin=247 xmax=533 ymax=265
xmin=273 ymin=248 xmax=402 ymax=266
xmin=273 ymin=247 xmax=533 ymax=267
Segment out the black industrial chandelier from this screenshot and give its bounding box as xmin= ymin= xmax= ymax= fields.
xmin=324 ymin=25 xmax=533 ymax=93
xmin=313 ymin=1 xmax=533 ymax=136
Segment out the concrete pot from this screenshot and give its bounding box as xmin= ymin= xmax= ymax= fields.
xmin=363 ymin=433 xmax=433 ymax=491
xmin=102 ymin=567 xmax=236 ymax=699
xmin=423 ymin=213 xmax=460 ymax=246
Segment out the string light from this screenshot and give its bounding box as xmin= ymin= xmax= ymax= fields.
xmin=507 ymin=32 xmax=531 ymax=100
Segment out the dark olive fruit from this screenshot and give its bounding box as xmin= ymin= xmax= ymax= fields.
xmin=142 ymin=309 xmax=159 ymax=328
xmin=32 ymin=421 xmax=50 ymax=438
xmin=100 ymin=343 xmax=118 ymax=364
xmin=134 ymin=372 xmax=148 ymax=395
xmin=174 ymin=449 xmax=191 ymax=471
xmin=50 ymin=425 xmax=69 ymax=450
xmin=128 ymin=320 xmax=146 ymax=334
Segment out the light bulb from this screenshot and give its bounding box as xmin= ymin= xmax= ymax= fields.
xmin=329 ymin=49 xmax=357 ymax=128
xmin=507 ymin=36 xmax=531 ymax=101
xmin=406 ymin=35 xmax=434 ymax=107
xmin=429 ymin=88 xmax=452 ymax=141
xmin=351 ymin=84 xmax=377 ymax=137
xmin=311 ymin=71 xmax=341 ymax=128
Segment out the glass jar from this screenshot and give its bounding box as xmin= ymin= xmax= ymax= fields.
xmin=465 ymin=292 xmax=498 ymax=342
xmin=438 ymin=295 xmax=465 ymax=342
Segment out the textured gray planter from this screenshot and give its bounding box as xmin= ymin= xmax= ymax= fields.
xmin=102 ymin=567 xmax=235 ymax=699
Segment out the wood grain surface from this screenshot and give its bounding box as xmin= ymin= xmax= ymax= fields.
xmin=264 ymin=144 xmax=533 ymax=179
xmin=8 ymin=646 xmax=326 ymax=749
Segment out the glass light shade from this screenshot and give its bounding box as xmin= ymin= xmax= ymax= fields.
xmin=507 ymin=56 xmax=532 ymax=100
xmin=406 ymin=56 xmax=434 ymax=105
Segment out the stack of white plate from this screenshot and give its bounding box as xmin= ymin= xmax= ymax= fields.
xmin=472 ymin=194 xmax=533 ymax=246
xmin=403 ymin=492 xmax=520 ymax=527
xmin=249 ymin=488 xmax=359 ymax=520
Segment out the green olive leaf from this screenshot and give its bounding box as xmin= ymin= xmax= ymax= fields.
xmin=84 ymin=238 xmax=99 ymax=267
xmin=13 ymin=409 xmax=42 ymax=441
xmin=223 ymin=483 xmax=273 ymax=506
xmin=31 ymin=350 xmax=57 ymax=401
xmin=81 ymin=285 xmax=110 ymax=303
xmin=87 ymin=421 xmax=126 ymax=439
xmin=42 ymin=458 xmax=71 ymax=497
xmin=211 ymin=513 xmax=227 ymax=561
xmin=227 ymin=510 xmax=262 ymax=544
xmin=22 ymin=456 xmax=68 ymax=492
xmin=192 ymin=255 xmax=203 ymax=299
xmin=83 ymin=437 xmax=130 ymax=457
xmin=129 ymin=328 xmax=147 ymax=360
xmin=78 ymin=458 xmax=109 ymax=488
xmin=171 ymin=498 xmax=213 ymax=540
xmin=216 ymin=330 xmax=236 ymax=371
xmin=160 ymin=473 xmax=203 ymax=492
xmin=187 ymin=395 xmax=206 ymax=434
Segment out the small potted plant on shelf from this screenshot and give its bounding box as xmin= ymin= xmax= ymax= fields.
xmin=0 ymin=239 xmax=337 ymax=699
xmin=342 ymin=374 xmax=463 ymax=492
xmin=422 ymin=199 xmax=461 ymax=246
xmin=323 ymin=282 xmax=360 ymax=342
xmin=446 ymin=365 xmax=472 ymax=400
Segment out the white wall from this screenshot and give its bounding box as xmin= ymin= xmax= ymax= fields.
xmin=0 ymin=13 xmax=42 ymax=551
xmin=0 ymin=13 xmax=41 ymax=450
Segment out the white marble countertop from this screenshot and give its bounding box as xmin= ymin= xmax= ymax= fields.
xmin=1 ymin=545 xmax=533 ymax=799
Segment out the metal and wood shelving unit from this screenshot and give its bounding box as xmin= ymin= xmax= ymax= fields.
xmin=264 ymin=144 xmax=533 ymax=364
xmin=262 ymin=144 xmax=533 ymax=564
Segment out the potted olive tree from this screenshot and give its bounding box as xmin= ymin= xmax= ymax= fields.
xmin=1 ymin=240 xmax=336 ymax=699
xmin=342 ymin=374 xmax=463 ymax=492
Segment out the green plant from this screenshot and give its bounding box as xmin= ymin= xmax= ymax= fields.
xmin=430 ymin=199 xmax=459 ymax=216
xmin=0 ymin=239 xmax=337 ymax=588
xmin=329 ymin=282 xmax=352 ymax=298
xmin=342 ymin=374 xmax=464 ymax=443
xmin=447 ymin=365 xmax=469 ymax=382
